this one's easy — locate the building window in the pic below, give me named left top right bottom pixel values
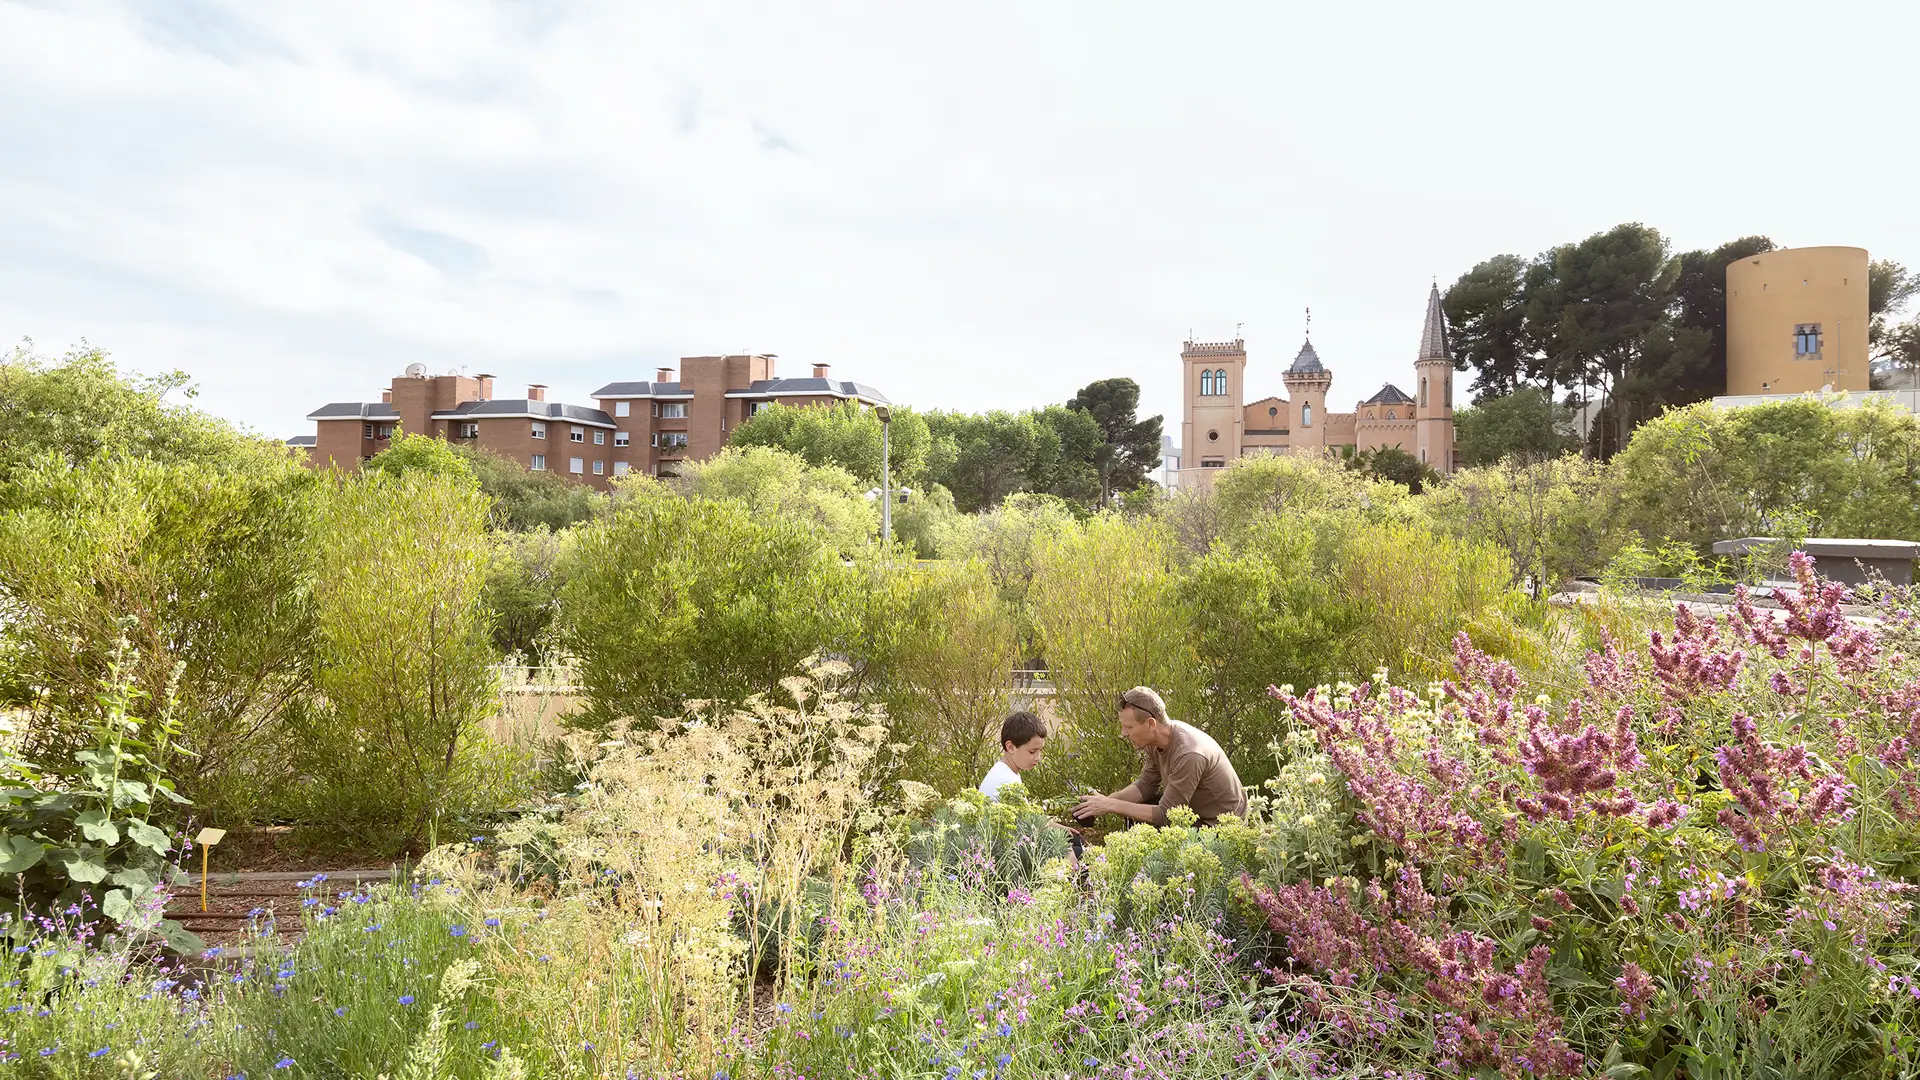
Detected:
left=1201, top=458, right=1226, bottom=468
left=364, top=423, right=374, bottom=439
left=459, top=422, right=479, bottom=439
left=1386, top=409, right=1396, bottom=420
left=660, top=402, right=687, bottom=419
left=1200, top=370, right=1214, bottom=396
left=1795, top=323, right=1822, bottom=357
left=615, top=401, right=630, bottom=417
left=613, top=461, right=629, bottom=476
left=570, top=426, right=585, bottom=442
left=1302, top=402, right=1313, bottom=428
left=531, top=422, right=546, bottom=440
left=1420, top=377, right=1428, bottom=409
left=593, top=430, right=605, bottom=445
left=661, top=433, right=688, bottom=452
left=569, top=457, right=584, bottom=474
left=377, top=424, right=394, bottom=438
left=615, top=431, right=629, bottom=447
left=650, top=433, right=658, bottom=447
left=652, top=402, right=659, bottom=417
left=592, top=460, right=605, bottom=475
left=530, top=454, right=546, bottom=471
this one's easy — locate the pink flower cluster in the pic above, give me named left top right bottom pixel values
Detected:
left=1714, top=713, right=1852, bottom=851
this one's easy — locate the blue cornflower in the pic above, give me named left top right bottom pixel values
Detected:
left=997, top=1054, right=1012, bottom=1067
left=398, top=994, right=415, bottom=1006
left=484, top=917, right=500, bottom=928
left=776, top=1003, right=792, bottom=1013
left=1084, top=1057, right=1099, bottom=1068
left=449, top=925, right=467, bottom=938
left=276, top=1056, right=296, bottom=1068
left=334, top=1006, right=347, bottom=1017
left=90, top=1048, right=111, bottom=1058
left=39, top=1048, right=55, bottom=1057
left=997, top=1021, right=1013, bottom=1037
left=464, top=1021, right=479, bottom=1031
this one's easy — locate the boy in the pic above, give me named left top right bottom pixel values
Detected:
left=979, top=710, right=1046, bottom=800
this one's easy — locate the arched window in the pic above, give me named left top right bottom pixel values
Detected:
left=1200, top=370, right=1213, bottom=396
left=1212, top=369, right=1227, bottom=395
left=1445, top=377, right=1452, bottom=409
left=1420, top=377, right=1428, bottom=409
left=1302, top=402, right=1313, bottom=428
left=1386, top=409, right=1396, bottom=420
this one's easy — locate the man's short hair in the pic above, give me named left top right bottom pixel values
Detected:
left=1119, top=686, right=1167, bottom=723
left=999, top=710, right=1047, bottom=748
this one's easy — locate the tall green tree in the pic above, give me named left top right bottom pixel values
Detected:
left=728, top=399, right=932, bottom=487
left=1443, top=255, right=1538, bottom=399
left=1065, top=378, right=1164, bottom=503
left=0, top=343, right=261, bottom=487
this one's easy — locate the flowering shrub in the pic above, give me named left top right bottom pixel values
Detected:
left=1250, top=553, right=1920, bottom=1076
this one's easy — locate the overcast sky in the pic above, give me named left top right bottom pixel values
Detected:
left=4, top=0, right=1916, bottom=444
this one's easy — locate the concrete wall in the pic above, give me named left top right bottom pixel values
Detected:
left=1727, top=246, right=1870, bottom=395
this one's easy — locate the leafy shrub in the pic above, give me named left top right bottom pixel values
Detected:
left=0, top=452, right=317, bottom=814
left=900, top=787, right=1071, bottom=895
left=556, top=483, right=855, bottom=729
left=291, top=467, right=513, bottom=850
left=0, top=637, right=198, bottom=951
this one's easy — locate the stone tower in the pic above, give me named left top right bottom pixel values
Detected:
left=1413, top=284, right=1455, bottom=473
left=1282, top=337, right=1332, bottom=457
left=1181, top=338, right=1247, bottom=468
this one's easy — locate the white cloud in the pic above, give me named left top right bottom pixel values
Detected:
left=3, top=0, right=1917, bottom=440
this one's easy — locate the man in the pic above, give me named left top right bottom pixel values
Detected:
left=1073, top=686, right=1247, bottom=827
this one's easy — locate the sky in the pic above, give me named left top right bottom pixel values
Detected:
left=4, top=0, right=1918, bottom=446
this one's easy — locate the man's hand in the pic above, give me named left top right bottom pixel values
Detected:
left=1073, top=793, right=1115, bottom=820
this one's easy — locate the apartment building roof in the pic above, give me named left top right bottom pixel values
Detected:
left=723, top=377, right=889, bottom=404
left=285, top=435, right=317, bottom=448
left=430, top=399, right=617, bottom=428
left=590, top=376, right=888, bottom=405
left=589, top=380, right=693, bottom=399
left=307, top=402, right=403, bottom=421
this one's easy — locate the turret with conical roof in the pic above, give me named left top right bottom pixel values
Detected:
left=1282, top=336, right=1333, bottom=456
left=1414, top=283, right=1455, bottom=473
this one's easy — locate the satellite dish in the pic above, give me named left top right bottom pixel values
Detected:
left=448, top=368, right=460, bottom=376
left=405, top=362, right=428, bottom=378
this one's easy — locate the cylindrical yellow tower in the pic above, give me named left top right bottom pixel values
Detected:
left=1726, top=247, right=1870, bottom=395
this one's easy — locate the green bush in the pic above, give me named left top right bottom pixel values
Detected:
left=556, top=482, right=854, bottom=729
left=0, top=452, right=318, bottom=814
left=293, top=467, right=513, bottom=850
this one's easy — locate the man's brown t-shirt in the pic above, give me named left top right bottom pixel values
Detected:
left=1135, top=719, right=1247, bottom=826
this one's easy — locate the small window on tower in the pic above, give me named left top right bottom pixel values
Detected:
left=1795, top=324, right=1822, bottom=358
left=1200, top=370, right=1213, bottom=396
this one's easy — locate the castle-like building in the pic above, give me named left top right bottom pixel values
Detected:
left=1173, top=285, right=1457, bottom=486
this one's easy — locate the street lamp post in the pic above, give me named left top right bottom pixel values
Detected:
left=875, top=405, right=892, bottom=549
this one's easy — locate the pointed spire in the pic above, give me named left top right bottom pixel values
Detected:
left=1287, top=338, right=1326, bottom=375
left=1419, top=282, right=1449, bottom=361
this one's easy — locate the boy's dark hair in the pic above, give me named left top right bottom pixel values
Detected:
left=999, top=710, right=1047, bottom=750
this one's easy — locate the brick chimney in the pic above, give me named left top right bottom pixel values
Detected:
left=382, top=389, right=393, bottom=403
left=475, top=374, right=495, bottom=401
left=655, top=367, right=675, bottom=384
left=527, top=384, right=547, bottom=402
left=812, top=363, right=831, bottom=379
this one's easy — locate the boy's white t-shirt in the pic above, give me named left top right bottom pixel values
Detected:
left=979, top=761, right=1022, bottom=800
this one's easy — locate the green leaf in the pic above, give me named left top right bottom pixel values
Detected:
left=111, top=865, right=156, bottom=891
left=0, top=835, right=46, bottom=873
left=75, top=809, right=121, bottom=845
left=126, top=820, right=172, bottom=855
left=158, top=918, right=206, bottom=956
left=54, top=849, right=110, bottom=883
left=102, top=887, right=135, bottom=924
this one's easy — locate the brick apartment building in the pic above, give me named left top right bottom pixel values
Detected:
left=297, top=355, right=888, bottom=490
